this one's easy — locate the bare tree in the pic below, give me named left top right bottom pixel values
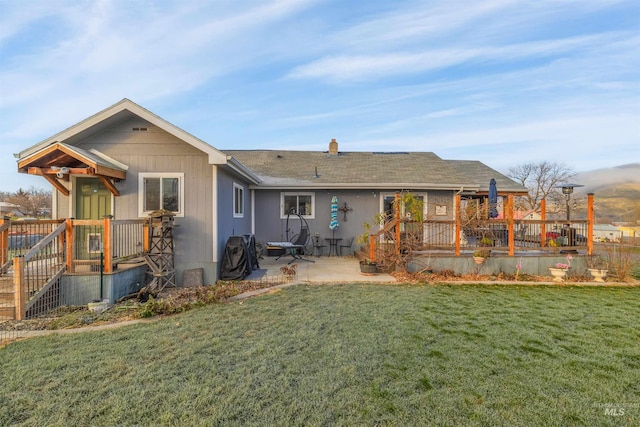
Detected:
left=508, top=161, right=575, bottom=212
left=5, top=187, right=52, bottom=217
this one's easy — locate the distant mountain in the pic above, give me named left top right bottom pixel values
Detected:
left=574, top=163, right=640, bottom=193
left=574, top=164, right=640, bottom=223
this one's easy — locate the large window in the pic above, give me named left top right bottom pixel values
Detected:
left=233, top=183, right=244, bottom=218
left=281, top=192, right=314, bottom=218
left=139, top=173, right=184, bottom=217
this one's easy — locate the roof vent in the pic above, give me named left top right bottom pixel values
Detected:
left=328, top=138, right=339, bottom=156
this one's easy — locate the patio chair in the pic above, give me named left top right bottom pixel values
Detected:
left=339, top=237, right=354, bottom=256
left=267, top=211, right=314, bottom=264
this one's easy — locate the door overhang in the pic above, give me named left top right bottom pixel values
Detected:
left=17, top=142, right=127, bottom=197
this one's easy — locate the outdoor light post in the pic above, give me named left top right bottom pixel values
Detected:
left=557, top=183, right=584, bottom=221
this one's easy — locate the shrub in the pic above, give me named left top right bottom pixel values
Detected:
left=473, top=249, right=491, bottom=258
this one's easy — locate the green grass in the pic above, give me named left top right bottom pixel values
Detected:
left=1, top=284, right=639, bottom=426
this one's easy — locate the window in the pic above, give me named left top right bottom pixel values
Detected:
left=281, top=192, right=315, bottom=218
left=138, top=173, right=184, bottom=217
left=233, top=183, right=244, bottom=218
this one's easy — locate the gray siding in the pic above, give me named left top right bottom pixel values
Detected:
left=72, top=117, right=216, bottom=284
left=253, top=189, right=454, bottom=252
left=216, top=169, right=254, bottom=264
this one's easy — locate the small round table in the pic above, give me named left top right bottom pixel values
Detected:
left=324, top=237, right=342, bottom=256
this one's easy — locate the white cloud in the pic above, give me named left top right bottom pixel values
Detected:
left=0, top=0, right=637, bottom=192
left=286, top=32, right=629, bottom=83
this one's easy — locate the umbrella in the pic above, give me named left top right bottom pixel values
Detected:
left=330, top=195, right=339, bottom=236
left=488, top=178, right=499, bottom=219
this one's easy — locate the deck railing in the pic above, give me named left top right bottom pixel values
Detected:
left=368, top=193, right=595, bottom=263
left=14, top=222, right=67, bottom=320
left=0, top=217, right=146, bottom=319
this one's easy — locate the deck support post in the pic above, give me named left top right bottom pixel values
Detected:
left=65, top=219, right=74, bottom=273
left=395, top=193, right=401, bottom=260
left=507, top=194, right=515, bottom=256
left=540, top=199, right=546, bottom=248
left=13, top=256, right=26, bottom=320
left=103, top=217, right=113, bottom=273
left=0, top=217, right=8, bottom=267
left=587, top=193, right=594, bottom=255
left=369, top=235, right=376, bottom=263
left=455, top=194, right=461, bottom=256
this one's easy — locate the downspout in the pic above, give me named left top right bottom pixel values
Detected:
left=251, top=189, right=256, bottom=235
left=211, top=165, right=218, bottom=263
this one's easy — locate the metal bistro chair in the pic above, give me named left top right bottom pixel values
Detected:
left=339, top=237, right=354, bottom=256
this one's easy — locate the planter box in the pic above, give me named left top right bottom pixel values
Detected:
left=359, top=262, right=377, bottom=274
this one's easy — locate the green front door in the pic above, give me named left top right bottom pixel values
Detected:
left=76, top=178, right=111, bottom=220
left=75, top=178, right=111, bottom=265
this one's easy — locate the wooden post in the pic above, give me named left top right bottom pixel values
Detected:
left=14, top=256, right=26, bottom=320
left=103, top=216, right=112, bottom=273
left=395, top=193, right=401, bottom=259
left=540, top=199, right=546, bottom=248
left=369, top=235, right=376, bottom=263
left=143, top=220, right=150, bottom=253
left=507, top=194, right=515, bottom=256
left=65, top=219, right=74, bottom=273
left=587, top=193, right=594, bottom=255
left=0, top=217, right=7, bottom=267
left=455, top=194, right=461, bottom=256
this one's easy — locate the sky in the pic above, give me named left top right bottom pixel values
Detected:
left=1, top=0, right=639, bottom=193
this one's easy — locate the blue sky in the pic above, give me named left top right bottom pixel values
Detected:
left=1, top=0, right=638, bottom=192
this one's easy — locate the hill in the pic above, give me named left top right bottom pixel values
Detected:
left=574, top=164, right=640, bottom=223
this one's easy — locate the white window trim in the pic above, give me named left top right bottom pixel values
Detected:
left=138, top=172, right=185, bottom=217
left=233, top=182, right=244, bottom=218
left=280, top=192, right=315, bottom=219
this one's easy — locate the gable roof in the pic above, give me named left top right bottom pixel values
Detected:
left=16, top=99, right=227, bottom=164
left=16, top=142, right=127, bottom=196
left=16, top=98, right=260, bottom=185
left=18, top=142, right=127, bottom=176
left=224, top=149, right=513, bottom=192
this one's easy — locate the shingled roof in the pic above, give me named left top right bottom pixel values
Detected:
left=447, top=160, right=529, bottom=195
left=224, top=148, right=526, bottom=194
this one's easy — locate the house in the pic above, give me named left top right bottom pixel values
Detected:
left=15, top=99, right=260, bottom=286
left=15, top=99, right=528, bottom=285
left=592, top=224, right=623, bottom=242
left=0, top=202, right=20, bottom=217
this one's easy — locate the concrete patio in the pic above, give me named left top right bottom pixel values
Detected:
left=248, top=254, right=396, bottom=284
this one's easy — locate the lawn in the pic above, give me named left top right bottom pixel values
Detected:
left=1, top=284, right=638, bottom=426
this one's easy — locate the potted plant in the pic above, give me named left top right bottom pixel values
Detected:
left=359, top=258, right=378, bottom=275
left=479, top=237, right=494, bottom=247
left=586, top=254, right=608, bottom=282
left=549, top=255, right=572, bottom=282
left=473, top=249, right=490, bottom=264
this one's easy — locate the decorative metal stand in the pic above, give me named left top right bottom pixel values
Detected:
left=144, top=211, right=176, bottom=291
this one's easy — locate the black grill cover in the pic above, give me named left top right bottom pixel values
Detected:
left=220, top=236, right=251, bottom=280
left=243, top=234, right=260, bottom=270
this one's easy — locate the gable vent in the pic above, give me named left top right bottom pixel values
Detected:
left=132, top=127, right=148, bottom=131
